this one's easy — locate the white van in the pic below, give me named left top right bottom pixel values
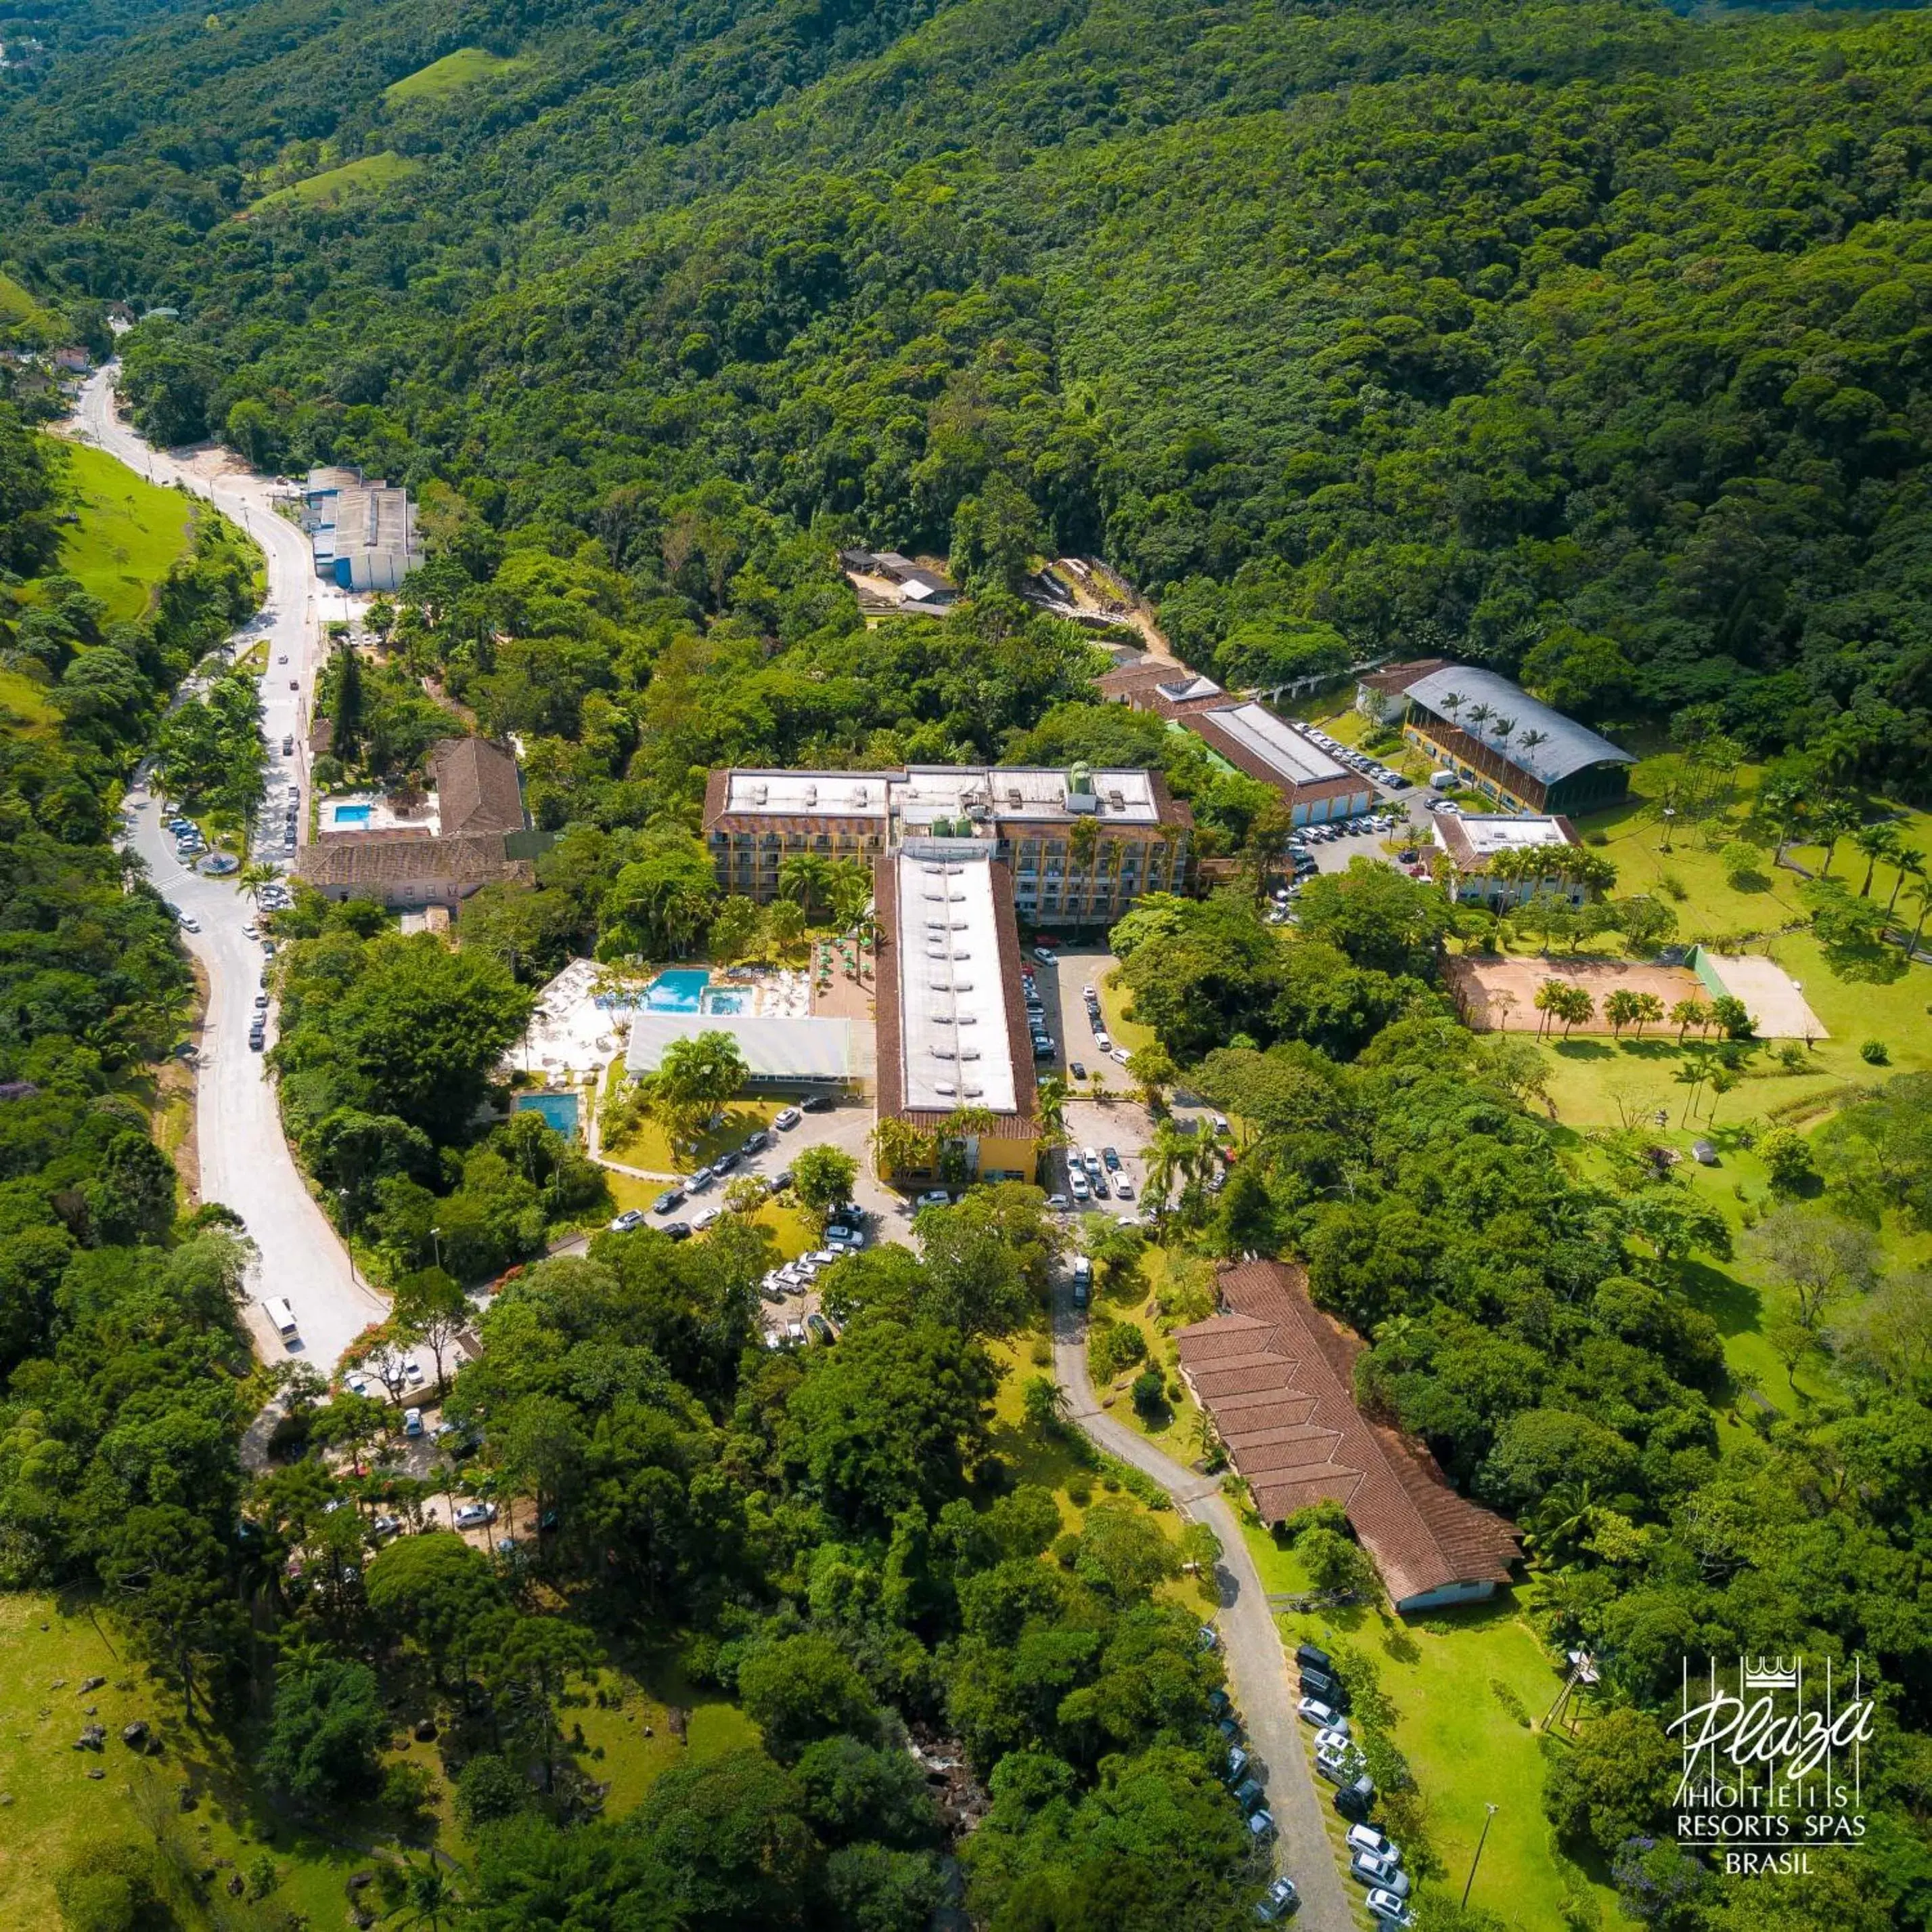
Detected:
left=1071, top=1255, right=1092, bottom=1307
left=262, top=1297, right=298, bottom=1343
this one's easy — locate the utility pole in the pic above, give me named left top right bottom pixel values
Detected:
left=1462, top=1803, right=1499, bottom=1908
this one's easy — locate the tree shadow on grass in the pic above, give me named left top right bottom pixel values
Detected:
left=1552, top=1039, right=1614, bottom=1060
left=1678, top=1258, right=1764, bottom=1340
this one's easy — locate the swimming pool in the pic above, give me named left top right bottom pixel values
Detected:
left=514, top=1091, right=581, bottom=1138
left=643, top=968, right=711, bottom=1012
left=702, top=988, right=749, bottom=1014
left=332, top=804, right=372, bottom=826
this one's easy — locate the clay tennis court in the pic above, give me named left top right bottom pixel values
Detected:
left=1446, top=956, right=1705, bottom=1034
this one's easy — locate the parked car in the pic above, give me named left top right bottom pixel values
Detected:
left=372, top=1513, right=403, bottom=1537
left=1352, top=1854, right=1408, bottom=1897
left=741, top=1129, right=769, bottom=1154
left=453, top=1502, right=497, bottom=1529
left=1110, top=1046, right=1130, bottom=1064
left=1069, top=1170, right=1091, bottom=1202
left=652, top=1188, right=686, bottom=1215
left=660, top=1221, right=692, bottom=1241
left=801, top=1093, right=833, bottom=1111
left=786, top=1320, right=806, bottom=1345
left=1045, top=1192, right=1070, bottom=1211
left=1113, top=1176, right=1134, bottom=1198
left=608, top=1209, right=645, bottom=1233
left=1069, top=1061, right=1087, bottom=1081
left=1198, top=1624, right=1219, bottom=1651
left=1232, top=1778, right=1267, bottom=1816
left=1347, top=1826, right=1399, bottom=1864
left=1300, top=1667, right=1341, bottom=1701
left=403, top=1407, right=424, bottom=1436
left=1245, top=1811, right=1275, bottom=1845
left=916, top=1189, right=951, bottom=1207
left=1253, top=1876, right=1299, bottom=1923
left=773, top=1106, right=802, bottom=1130
left=687, top=1167, right=715, bottom=1192
left=1298, top=1697, right=1339, bottom=1728
left=1207, top=1689, right=1232, bottom=1720
left=1088, top=1170, right=1110, bottom=1200
left=1102, top=1146, right=1121, bottom=1170
left=1093, top=1029, right=1113, bottom=1052
left=1295, top=1642, right=1332, bottom=1673
left=767, top=1171, right=793, bottom=1194
left=826, top=1228, right=865, bottom=1251
left=1217, top=1715, right=1241, bottom=1745
left=691, top=1206, right=721, bottom=1232
left=1333, top=1774, right=1376, bottom=1821
left=806, top=1312, right=834, bottom=1345
left=1221, top=1744, right=1250, bottom=1786
left=1033, top=945, right=1056, bottom=964
left=1312, top=1725, right=1352, bottom=1755
left=1364, top=1888, right=1412, bottom=1927
left=711, top=1149, right=740, bottom=1174
left=282, top=735, right=294, bottom=755
left=1315, top=1744, right=1362, bottom=1784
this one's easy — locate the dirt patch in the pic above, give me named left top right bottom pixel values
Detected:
left=1446, top=953, right=1704, bottom=1034
left=153, top=954, right=208, bottom=1205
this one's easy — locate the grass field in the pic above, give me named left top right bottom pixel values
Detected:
left=1276, top=1590, right=1616, bottom=1929
left=0, top=269, right=60, bottom=344
left=247, top=152, right=419, bottom=214
left=42, top=440, right=194, bottom=623
left=0, top=665, right=58, bottom=736
left=0, top=1587, right=766, bottom=1928
left=385, top=47, right=523, bottom=102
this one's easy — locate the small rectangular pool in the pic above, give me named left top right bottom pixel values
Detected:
left=644, top=968, right=711, bottom=1012
left=514, top=1091, right=580, bottom=1138
left=332, top=804, right=372, bottom=826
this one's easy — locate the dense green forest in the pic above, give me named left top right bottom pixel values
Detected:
left=0, top=0, right=1927, bottom=781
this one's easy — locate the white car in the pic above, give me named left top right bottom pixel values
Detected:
left=786, top=1320, right=807, bottom=1344
left=1347, top=1826, right=1399, bottom=1864
left=1298, top=1697, right=1340, bottom=1728
left=690, top=1205, right=721, bottom=1232
left=773, top=1106, right=802, bottom=1130
left=403, top=1408, right=423, bottom=1436
left=453, top=1502, right=497, bottom=1529
left=826, top=1228, right=865, bottom=1251
left=916, top=1190, right=951, bottom=1208
left=1110, top=1046, right=1130, bottom=1064
left=1313, top=1724, right=1353, bottom=1754
left=807, top=1249, right=843, bottom=1267
left=1364, top=1889, right=1412, bottom=1927
left=1033, top=946, right=1056, bottom=965
left=1081, top=1147, right=1101, bottom=1173
left=1093, top=1029, right=1113, bottom=1051
left=1069, top=1170, right=1091, bottom=1201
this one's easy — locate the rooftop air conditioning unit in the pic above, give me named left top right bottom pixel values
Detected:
left=935, top=1081, right=957, bottom=1098
left=751, top=783, right=769, bottom=805
left=803, top=785, right=817, bottom=807
left=964, top=1083, right=985, bottom=1098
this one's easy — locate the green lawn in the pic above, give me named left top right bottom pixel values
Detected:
left=0, top=1589, right=764, bottom=1927
left=384, top=47, right=523, bottom=102
left=0, top=666, right=58, bottom=736
left=43, top=439, right=194, bottom=623
left=605, top=1096, right=792, bottom=1175
left=0, top=269, right=60, bottom=344
left=247, top=152, right=420, bottom=213
left=1276, top=1592, right=1616, bottom=1929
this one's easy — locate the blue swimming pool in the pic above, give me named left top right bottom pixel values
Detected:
left=332, top=804, right=372, bottom=826
left=514, top=1091, right=581, bottom=1138
left=701, top=988, right=749, bottom=1015
left=644, top=968, right=711, bottom=1012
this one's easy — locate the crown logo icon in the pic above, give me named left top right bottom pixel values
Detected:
left=1743, top=1656, right=1800, bottom=1691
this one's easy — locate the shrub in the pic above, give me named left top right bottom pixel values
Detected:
left=1758, top=1125, right=1816, bottom=1193
left=455, top=1753, right=532, bottom=1830
left=1860, top=1039, right=1890, bottom=1066
left=54, top=1843, right=164, bottom=1932
left=1657, top=870, right=1687, bottom=901
left=1130, top=1366, right=1167, bottom=1415
left=311, top=753, right=344, bottom=788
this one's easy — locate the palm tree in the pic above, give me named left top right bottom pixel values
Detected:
left=1489, top=713, right=1516, bottom=754
left=869, top=1115, right=934, bottom=1182
left=1902, top=877, right=1932, bottom=960
left=1516, top=727, right=1550, bottom=769
left=778, top=849, right=833, bottom=918
left=1815, top=800, right=1859, bottom=878
left=1885, top=845, right=1925, bottom=919
left=1464, top=701, right=1493, bottom=744
left=1067, top=816, right=1101, bottom=924
left=238, top=859, right=279, bottom=911
left=1852, top=822, right=1900, bottom=898
left=826, top=858, right=872, bottom=935
left=1141, top=1119, right=1197, bottom=1225
left=1523, top=1481, right=1602, bottom=1565
left=1439, top=690, right=1466, bottom=734
left=1669, top=996, right=1712, bottom=1043
left=1036, top=1075, right=1070, bottom=1148
left=392, top=1860, right=465, bottom=1932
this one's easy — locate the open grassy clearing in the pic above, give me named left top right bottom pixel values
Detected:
left=42, top=439, right=194, bottom=623
left=384, top=47, right=523, bottom=103
left=0, top=268, right=60, bottom=342
left=0, top=665, right=58, bottom=736
left=604, top=1094, right=792, bottom=1175
left=246, top=152, right=419, bottom=214
left=0, top=1588, right=766, bottom=1929
left=1276, top=1590, right=1616, bottom=1929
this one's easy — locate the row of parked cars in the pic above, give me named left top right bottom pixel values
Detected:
left=1293, top=1642, right=1414, bottom=1925
left=1295, top=722, right=1411, bottom=792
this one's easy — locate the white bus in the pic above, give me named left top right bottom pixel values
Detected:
left=261, top=1297, right=298, bottom=1343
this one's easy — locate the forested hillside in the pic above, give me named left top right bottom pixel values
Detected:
left=0, top=0, right=1929, bottom=784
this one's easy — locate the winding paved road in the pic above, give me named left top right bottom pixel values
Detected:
left=66, top=366, right=386, bottom=1370
left=1052, top=1278, right=1355, bottom=1931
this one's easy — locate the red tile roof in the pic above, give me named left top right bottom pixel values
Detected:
left=431, top=737, right=525, bottom=838
left=1175, top=1262, right=1519, bottom=1609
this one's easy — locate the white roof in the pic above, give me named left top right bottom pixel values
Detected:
left=722, top=771, right=889, bottom=818
left=901, top=765, right=1161, bottom=826
left=1201, top=702, right=1348, bottom=784
left=893, top=849, right=1016, bottom=1114
left=1158, top=674, right=1223, bottom=703
left=624, top=1013, right=855, bottom=1081
left=1445, top=815, right=1573, bottom=855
